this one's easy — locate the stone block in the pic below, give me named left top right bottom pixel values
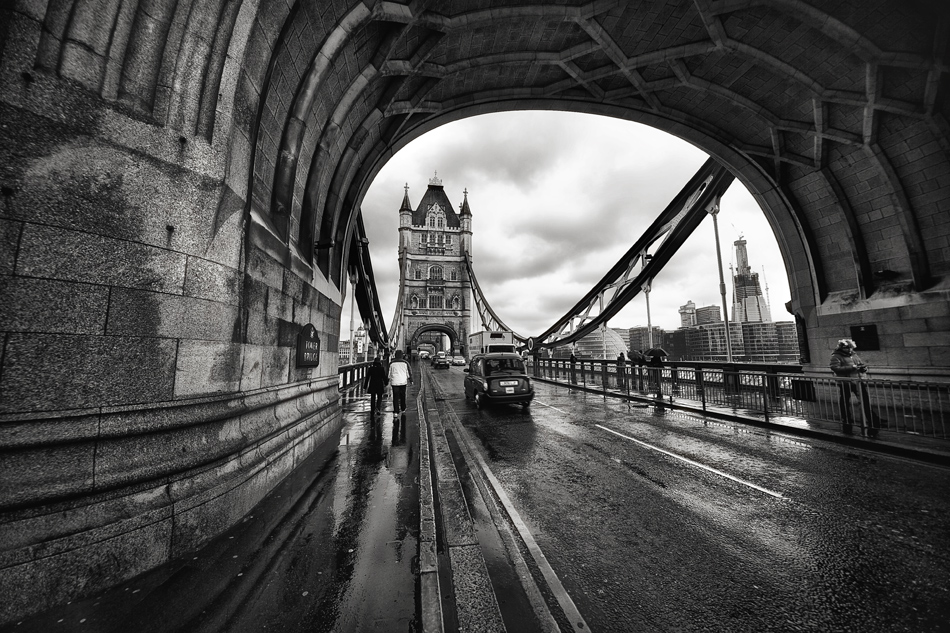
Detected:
left=174, top=340, right=243, bottom=397
left=94, top=416, right=244, bottom=490
left=0, top=484, right=171, bottom=559
left=0, top=334, right=177, bottom=413
left=240, top=344, right=265, bottom=391
left=0, top=516, right=172, bottom=624
left=0, top=277, right=108, bottom=334
left=0, top=441, right=95, bottom=507
left=17, top=224, right=187, bottom=294
left=239, top=405, right=279, bottom=444
left=0, top=219, right=21, bottom=275
left=0, top=409, right=100, bottom=448
left=261, top=347, right=291, bottom=387
left=183, top=256, right=242, bottom=306
left=98, top=395, right=238, bottom=437
left=904, top=331, right=950, bottom=347
left=107, top=287, right=239, bottom=341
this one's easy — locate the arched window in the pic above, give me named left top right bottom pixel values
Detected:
left=428, top=216, right=436, bottom=227
left=450, top=269, right=458, bottom=281
left=429, top=294, right=443, bottom=309
left=415, top=268, right=422, bottom=280
left=452, top=294, right=460, bottom=309
left=410, top=295, right=419, bottom=309
left=437, top=217, right=444, bottom=228
left=429, top=266, right=443, bottom=280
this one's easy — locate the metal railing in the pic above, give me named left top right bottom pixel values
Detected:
left=339, top=361, right=374, bottom=391
left=535, top=358, right=950, bottom=440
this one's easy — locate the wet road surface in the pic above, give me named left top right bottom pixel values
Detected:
left=428, top=366, right=950, bottom=632
left=3, top=390, right=419, bottom=633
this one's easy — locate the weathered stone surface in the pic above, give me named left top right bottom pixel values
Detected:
left=1, top=334, right=177, bottom=413
left=16, top=223, right=187, bottom=294
left=0, top=441, right=95, bottom=507
left=0, top=409, right=100, bottom=448
left=174, top=340, right=244, bottom=397
left=0, top=516, right=172, bottom=624
left=106, top=287, right=239, bottom=341
left=0, top=277, right=108, bottom=334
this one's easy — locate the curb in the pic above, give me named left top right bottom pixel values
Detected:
left=417, top=388, right=444, bottom=633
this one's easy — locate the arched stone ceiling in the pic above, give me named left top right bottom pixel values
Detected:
left=25, top=0, right=949, bottom=315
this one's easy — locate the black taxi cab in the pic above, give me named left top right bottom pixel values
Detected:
left=463, top=352, right=533, bottom=409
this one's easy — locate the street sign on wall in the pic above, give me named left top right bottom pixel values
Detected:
left=297, top=324, right=321, bottom=367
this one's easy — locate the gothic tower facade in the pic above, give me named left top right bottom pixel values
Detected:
left=397, top=173, right=472, bottom=355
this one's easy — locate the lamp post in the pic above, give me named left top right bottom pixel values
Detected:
left=361, top=319, right=370, bottom=362
left=707, top=200, right=734, bottom=362
left=348, top=268, right=358, bottom=365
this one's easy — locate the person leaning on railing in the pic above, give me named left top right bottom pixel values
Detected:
left=829, top=338, right=878, bottom=437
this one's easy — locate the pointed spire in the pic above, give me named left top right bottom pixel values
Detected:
left=399, top=183, right=412, bottom=212
left=460, top=187, right=472, bottom=216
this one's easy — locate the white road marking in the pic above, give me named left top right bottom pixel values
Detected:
left=596, top=424, right=786, bottom=499
left=534, top=400, right=569, bottom=415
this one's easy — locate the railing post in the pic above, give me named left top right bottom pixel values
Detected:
left=762, top=374, right=769, bottom=422
left=697, top=368, right=706, bottom=411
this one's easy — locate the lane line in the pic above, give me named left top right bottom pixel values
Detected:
left=596, top=424, right=786, bottom=499
left=534, top=400, right=569, bottom=415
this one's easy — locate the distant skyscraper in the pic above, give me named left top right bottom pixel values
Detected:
left=732, top=237, right=771, bottom=323
left=679, top=300, right=697, bottom=327
left=695, top=305, right=721, bottom=325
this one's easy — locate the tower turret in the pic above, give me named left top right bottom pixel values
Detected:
left=398, top=183, right=412, bottom=251
left=460, top=188, right=472, bottom=256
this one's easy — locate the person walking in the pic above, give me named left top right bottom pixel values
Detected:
left=646, top=350, right=665, bottom=399
left=569, top=352, right=578, bottom=384
left=616, top=352, right=627, bottom=391
left=388, top=349, right=413, bottom=419
left=830, top=338, right=877, bottom=437
left=362, top=357, right=388, bottom=416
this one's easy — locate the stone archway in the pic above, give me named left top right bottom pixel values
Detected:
left=409, top=323, right=461, bottom=357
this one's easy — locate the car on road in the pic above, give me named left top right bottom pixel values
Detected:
left=433, top=352, right=451, bottom=369
left=463, top=353, right=533, bottom=409
left=452, top=356, right=466, bottom=366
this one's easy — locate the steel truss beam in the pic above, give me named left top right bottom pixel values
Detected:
left=530, top=157, right=734, bottom=350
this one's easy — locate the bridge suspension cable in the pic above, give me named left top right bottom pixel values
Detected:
left=463, top=253, right=528, bottom=343
left=349, top=214, right=390, bottom=352
left=466, top=157, right=735, bottom=352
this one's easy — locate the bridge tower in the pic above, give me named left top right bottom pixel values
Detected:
left=397, top=173, right=472, bottom=356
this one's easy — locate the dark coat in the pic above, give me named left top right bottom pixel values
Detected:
left=363, top=361, right=389, bottom=393
left=830, top=349, right=866, bottom=378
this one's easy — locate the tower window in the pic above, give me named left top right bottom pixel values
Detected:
left=429, top=266, right=443, bottom=280
left=429, top=295, right=443, bottom=309
left=415, top=269, right=421, bottom=280
left=450, top=269, right=457, bottom=281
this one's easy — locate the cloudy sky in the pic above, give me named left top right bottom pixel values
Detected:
left=346, top=111, right=791, bottom=341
